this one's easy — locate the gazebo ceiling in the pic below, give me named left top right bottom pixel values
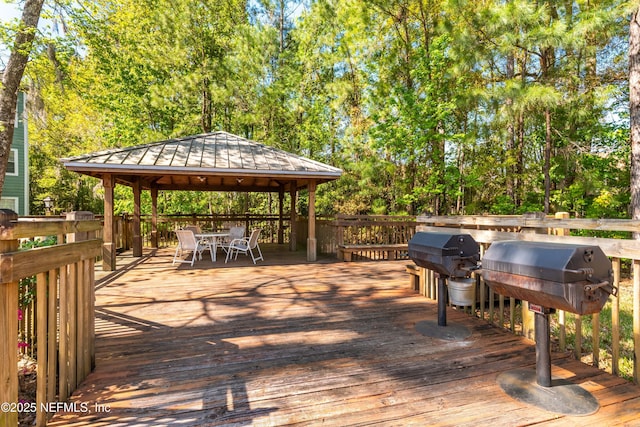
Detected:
left=61, top=131, right=342, bottom=192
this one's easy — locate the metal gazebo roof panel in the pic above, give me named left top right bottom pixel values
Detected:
left=61, top=131, right=342, bottom=191
left=185, top=137, right=203, bottom=167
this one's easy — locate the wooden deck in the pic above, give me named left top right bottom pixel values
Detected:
left=49, top=245, right=640, bottom=426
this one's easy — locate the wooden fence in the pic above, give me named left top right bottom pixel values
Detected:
left=114, top=213, right=289, bottom=251
left=113, top=213, right=416, bottom=257
left=414, top=213, right=640, bottom=385
left=316, top=214, right=417, bottom=258
left=0, top=211, right=102, bottom=427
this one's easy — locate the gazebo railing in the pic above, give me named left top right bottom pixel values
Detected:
left=114, top=213, right=290, bottom=250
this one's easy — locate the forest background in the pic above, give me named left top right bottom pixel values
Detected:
left=0, top=0, right=636, bottom=219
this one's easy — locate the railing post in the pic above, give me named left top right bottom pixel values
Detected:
left=151, top=187, right=158, bottom=248
left=65, top=211, right=95, bottom=383
left=521, top=211, right=546, bottom=340
left=634, top=259, right=640, bottom=384
left=289, top=187, right=297, bottom=251
left=66, top=211, right=95, bottom=242
left=307, top=181, right=317, bottom=262
left=554, top=212, right=570, bottom=351
left=278, top=187, right=285, bottom=244
left=132, top=178, right=142, bottom=257
left=103, top=174, right=116, bottom=271
left=612, top=257, right=621, bottom=376
left=0, top=210, right=19, bottom=427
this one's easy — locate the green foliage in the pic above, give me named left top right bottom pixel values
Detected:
left=490, top=195, right=517, bottom=215
left=14, top=0, right=632, bottom=219
left=18, top=236, right=57, bottom=307
left=551, top=284, right=636, bottom=381
left=550, top=141, right=629, bottom=219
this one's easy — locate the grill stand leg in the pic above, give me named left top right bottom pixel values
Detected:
left=497, top=307, right=599, bottom=415
left=535, top=311, right=552, bottom=387
left=438, top=276, right=447, bottom=327
left=415, top=275, right=471, bottom=341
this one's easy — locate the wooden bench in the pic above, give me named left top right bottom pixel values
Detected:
left=406, top=263, right=422, bottom=292
left=337, top=243, right=408, bottom=262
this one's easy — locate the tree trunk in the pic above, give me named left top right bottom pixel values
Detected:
left=540, top=45, right=554, bottom=215
left=630, top=8, right=640, bottom=234
left=0, top=0, right=44, bottom=194
left=544, top=108, right=552, bottom=214
left=201, top=76, right=212, bottom=133
left=505, top=51, right=515, bottom=207
left=516, top=112, right=525, bottom=207
left=279, top=0, right=285, bottom=53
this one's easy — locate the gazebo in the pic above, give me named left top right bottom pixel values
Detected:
left=62, top=131, right=342, bottom=270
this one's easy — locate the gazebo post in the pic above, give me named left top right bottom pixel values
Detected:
left=290, top=184, right=297, bottom=252
left=307, top=181, right=317, bottom=262
left=278, top=186, right=284, bottom=245
left=132, top=177, right=142, bottom=257
left=103, top=174, right=116, bottom=271
left=151, top=186, right=158, bottom=248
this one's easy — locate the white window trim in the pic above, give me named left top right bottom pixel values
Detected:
left=6, top=148, right=18, bottom=177
left=0, top=197, right=18, bottom=212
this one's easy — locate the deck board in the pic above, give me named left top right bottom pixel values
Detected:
left=49, top=246, right=640, bottom=426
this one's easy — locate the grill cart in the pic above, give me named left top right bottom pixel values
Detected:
left=482, top=240, right=616, bottom=415
left=408, top=232, right=480, bottom=340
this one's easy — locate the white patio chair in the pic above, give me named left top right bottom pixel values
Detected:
left=225, top=228, right=264, bottom=264
left=220, top=225, right=246, bottom=254
left=182, top=225, right=216, bottom=261
left=183, top=224, right=202, bottom=234
left=173, top=229, right=208, bottom=266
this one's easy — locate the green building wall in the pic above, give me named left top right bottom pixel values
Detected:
left=0, top=91, right=29, bottom=215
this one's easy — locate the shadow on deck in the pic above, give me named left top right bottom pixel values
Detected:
left=49, top=244, right=640, bottom=426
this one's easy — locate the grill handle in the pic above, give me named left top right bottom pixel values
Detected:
left=584, top=281, right=618, bottom=297
left=567, top=268, right=617, bottom=297
left=565, top=267, right=594, bottom=276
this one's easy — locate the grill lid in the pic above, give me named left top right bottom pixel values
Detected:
left=408, top=232, right=480, bottom=277
left=481, top=240, right=615, bottom=314
left=482, top=240, right=611, bottom=283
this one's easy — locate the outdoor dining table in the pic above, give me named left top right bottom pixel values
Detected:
left=196, top=232, right=230, bottom=262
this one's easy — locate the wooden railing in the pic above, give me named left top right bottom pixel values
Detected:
left=0, top=211, right=102, bottom=427
left=111, top=213, right=417, bottom=256
left=113, top=213, right=290, bottom=250
left=415, top=213, right=640, bottom=384
left=316, top=214, right=417, bottom=258
left=111, top=213, right=417, bottom=257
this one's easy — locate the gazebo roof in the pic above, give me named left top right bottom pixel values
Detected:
left=62, top=131, right=342, bottom=192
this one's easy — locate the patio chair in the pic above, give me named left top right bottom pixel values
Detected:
left=183, top=225, right=202, bottom=234
left=219, top=225, right=246, bottom=254
left=225, top=228, right=264, bottom=264
left=182, top=225, right=217, bottom=260
left=173, top=229, right=208, bottom=266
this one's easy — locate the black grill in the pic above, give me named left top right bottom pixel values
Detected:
left=408, top=232, right=480, bottom=330
left=481, top=240, right=615, bottom=391
left=481, top=240, right=615, bottom=315
left=408, top=232, right=480, bottom=278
